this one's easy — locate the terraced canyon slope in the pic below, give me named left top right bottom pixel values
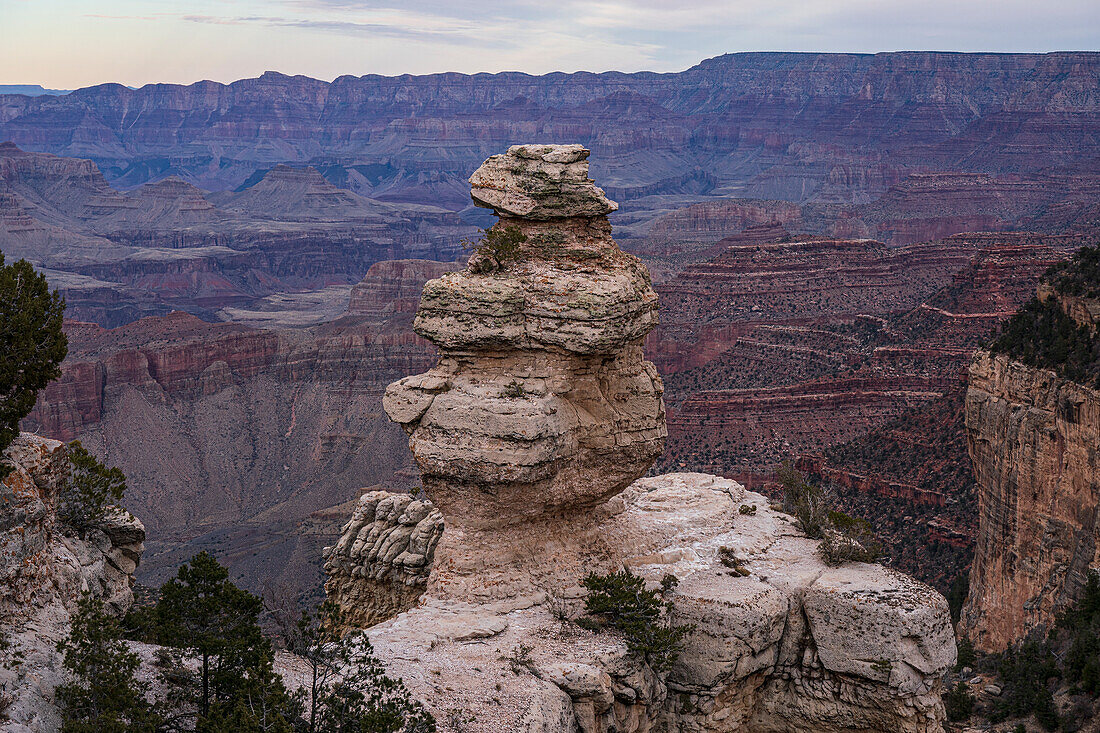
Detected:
left=0, top=143, right=470, bottom=326
left=1, top=52, right=1097, bottom=208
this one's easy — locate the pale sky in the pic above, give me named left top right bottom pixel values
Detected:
left=2, top=0, right=1098, bottom=89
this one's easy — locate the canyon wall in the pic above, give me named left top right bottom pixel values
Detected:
left=2, top=53, right=1097, bottom=208
left=961, top=350, right=1100, bottom=651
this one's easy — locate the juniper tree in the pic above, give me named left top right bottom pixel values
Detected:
left=0, top=254, right=66, bottom=472
left=56, top=594, right=160, bottom=733
left=154, top=551, right=300, bottom=729
left=287, top=600, right=435, bottom=733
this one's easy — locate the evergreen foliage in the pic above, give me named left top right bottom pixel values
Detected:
left=944, top=682, right=974, bottom=722
left=153, top=551, right=301, bottom=730
left=0, top=254, right=66, bottom=472
left=58, top=441, right=127, bottom=532
left=946, top=571, right=969, bottom=627
left=989, top=244, right=1100, bottom=387
left=1058, top=571, right=1100, bottom=695
left=820, top=510, right=882, bottom=565
left=581, top=569, right=693, bottom=672
left=56, top=595, right=161, bottom=733
left=1046, top=245, right=1100, bottom=299
left=464, top=226, right=528, bottom=274
left=287, top=600, right=435, bottom=733
left=988, top=641, right=1060, bottom=730
left=989, top=296, right=1100, bottom=387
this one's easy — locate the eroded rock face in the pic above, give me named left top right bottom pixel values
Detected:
left=335, top=145, right=955, bottom=731
left=362, top=474, right=954, bottom=733
left=323, top=491, right=443, bottom=629
left=1, top=433, right=145, bottom=732
left=383, top=144, right=665, bottom=597
left=960, top=348, right=1100, bottom=651
left=469, top=144, right=618, bottom=220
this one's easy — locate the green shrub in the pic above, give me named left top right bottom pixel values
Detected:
left=465, top=225, right=528, bottom=274
left=778, top=463, right=883, bottom=565
left=58, top=441, right=127, bottom=533
left=947, top=571, right=970, bottom=627
left=581, top=569, right=693, bottom=672
left=955, top=636, right=977, bottom=672
left=990, top=296, right=1100, bottom=387
left=57, top=594, right=160, bottom=733
left=989, top=640, right=1060, bottom=730
left=944, top=681, right=974, bottom=722
left=820, top=510, right=882, bottom=565
left=1046, top=245, right=1100, bottom=299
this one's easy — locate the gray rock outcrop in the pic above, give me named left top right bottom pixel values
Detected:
left=323, top=490, right=443, bottom=629
left=1, top=433, right=145, bottom=732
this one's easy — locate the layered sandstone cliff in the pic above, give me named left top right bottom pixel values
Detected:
left=961, top=312, right=1100, bottom=650
left=328, top=145, right=956, bottom=731
left=0, top=433, right=145, bottom=731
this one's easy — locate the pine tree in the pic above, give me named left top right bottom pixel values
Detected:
left=288, top=600, right=435, bottom=733
left=0, top=254, right=66, bottom=472
left=154, top=551, right=299, bottom=729
left=56, top=594, right=160, bottom=733
left=58, top=440, right=127, bottom=533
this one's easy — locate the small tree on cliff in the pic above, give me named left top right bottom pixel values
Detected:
left=56, top=594, right=161, bottom=733
left=0, top=253, right=67, bottom=472
left=287, top=600, right=435, bottom=733
left=153, top=551, right=300, bottom=730
left=58, top=441, right=128, bottom=534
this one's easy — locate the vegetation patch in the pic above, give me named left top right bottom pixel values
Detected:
left=58, top=441, right=128, bottom=534
left=580, top=569, right=693, bottom=672
left=990, top=244, right=1100, bottom=387
left=778, top=463, right=882, bottom=565
left=464, top=225, right=528, bottom=274
left=0, top=253, right=66, bottom=476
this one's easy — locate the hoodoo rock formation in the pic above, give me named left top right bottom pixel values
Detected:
left=329, top=145, right=957, bottom=731
left=383, top=144, right=666, bottom=598
left=961, top=285, right=1100, bottom=652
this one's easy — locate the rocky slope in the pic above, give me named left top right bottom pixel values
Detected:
left=960, top=280, right=1100, bottom=650
left=0, top=433, right=145, bottom=731
left=326, top=144, right=957, bottom=732
left=653, top=231, right=1085, bottom=484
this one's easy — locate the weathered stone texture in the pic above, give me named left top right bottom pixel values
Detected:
left=323, top=490, right=443, bottom=629
left=961, top=348, right=1100, bottom=651
left=1, top=433, right=146, bottom=732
